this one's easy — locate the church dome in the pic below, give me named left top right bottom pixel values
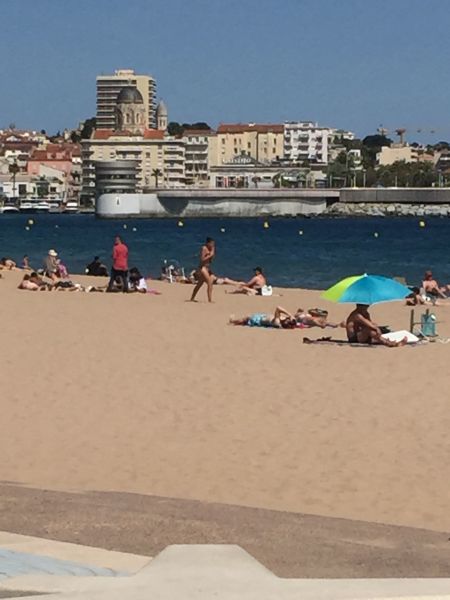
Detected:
left=156, top=100, right=167, bottom=115
left=116, top=86, right=144, bottom=104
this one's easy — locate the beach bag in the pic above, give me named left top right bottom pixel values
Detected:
left=261, top=285, right=273, bottom=296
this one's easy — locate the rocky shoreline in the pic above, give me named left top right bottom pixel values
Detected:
left=324, top=202, right=450, bottom=217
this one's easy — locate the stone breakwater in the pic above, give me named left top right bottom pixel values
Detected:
left=325, top=202, right=450, bottom=217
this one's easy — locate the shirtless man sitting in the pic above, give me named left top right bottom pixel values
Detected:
left=422, top=270, right=450, bottom=300
left=225, top=266, right=267, bottom=295
left=346, top=304, right=406, bottom=347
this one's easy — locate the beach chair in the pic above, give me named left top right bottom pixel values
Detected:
left=162, top=259, right=185, bottom=283
left=409, top=308, right=438, bottom=338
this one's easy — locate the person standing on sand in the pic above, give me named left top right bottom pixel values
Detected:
left=107, top=236, right=129, bottom=293
left=190, top=237, right=215, bottom=302
left=346, top=304, right=406, bottom=347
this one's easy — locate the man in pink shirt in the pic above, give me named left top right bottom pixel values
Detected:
left=107, top=236, right=129, bottom=292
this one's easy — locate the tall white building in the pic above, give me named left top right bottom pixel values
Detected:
left=283, top=122, right=330, bottom=164
left=96, top=69, right=156, bottom=130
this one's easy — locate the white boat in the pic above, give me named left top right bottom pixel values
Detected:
left=35, top=201, right=51, bottom=212
left=19, top=202, right=35, bottom=213
left=63, top=201, right=79, bottom=213
left=0, top=205, right=20, bottom=214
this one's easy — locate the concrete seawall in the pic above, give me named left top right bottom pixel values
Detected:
left=341, top=188, right=450, bottom=204
left=96, top=188, right=450, bottom=218
left=96, top=190, right=339, bottom=218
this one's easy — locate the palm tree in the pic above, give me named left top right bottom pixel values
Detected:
left=8, top=162, right=20, bottom=199
left=152, top=168, right=162, bottom=188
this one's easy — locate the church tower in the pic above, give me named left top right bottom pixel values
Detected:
left=115, top=86, right=146, bottom=134
left=156, top=100, right=168, bottom=132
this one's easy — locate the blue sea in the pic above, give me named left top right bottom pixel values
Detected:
left=0, top=214, right=449, bottom=289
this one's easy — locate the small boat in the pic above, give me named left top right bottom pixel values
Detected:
left=35, top=201, right=51, bottom=212
left=0, top=205, right=20, bottom=214
left=63, top=201, right=79, bottom=213
left=19, top=202, right=35, bottom=213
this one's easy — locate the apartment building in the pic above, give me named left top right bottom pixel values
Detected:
left=81, top=130, right=186, bottom=203
left=283, top=122, right=331, bottom=164
left=215, top=124, right=284, bottom=164
left=182, top=129, right=217, bottom=186
left=96, top=69, right=156, bottom=129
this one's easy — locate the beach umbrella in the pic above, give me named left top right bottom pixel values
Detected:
left=322, top=274, right=411, bottom=305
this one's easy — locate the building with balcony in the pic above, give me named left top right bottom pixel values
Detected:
left=96, top=69, right=156, bottom=130
left=215, top=124, right=284, bottom=165
left=95, top=160, right=139, bottom=195
left=182, top=129, right=217, bottom=187
left=283, top=122, right=331, bottom=165
left=81, top=130, right=186, bottom=204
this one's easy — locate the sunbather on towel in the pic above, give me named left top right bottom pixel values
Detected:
left=346, top=304, right=406, bottom=346
left=229, top=306, right=297, bottom=329
left=296, top=308, right=344, bottom=328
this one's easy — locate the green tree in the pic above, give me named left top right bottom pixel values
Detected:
left=152, top=168, right=162, bottom=188
left=80, top=118, right=96, bottom=139
left=36, top=176, right=49, bottom=198
left=8, top=162, right=20, bottom=198
left=167, top=122, right=184, bottom=137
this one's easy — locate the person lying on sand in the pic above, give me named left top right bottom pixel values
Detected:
left=346, top=304, right=407, bottom=347
left=230, top=306, right=297, bottom=328
left=230, top=306, right=343, bottom=329
left=296, top=308, right=344, bottom=328
left=18, top=272, right=51, bottom=291
left=422, top=270, right=450, bottom=300
left=0, top=257, right=17, bottom=270
left=223, top=267, right=267, bottom=295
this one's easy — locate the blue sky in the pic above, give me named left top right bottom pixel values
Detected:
left=1, top=0, right=449, bottom=142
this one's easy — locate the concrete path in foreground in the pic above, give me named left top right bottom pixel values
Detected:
left=1, top=533, right=450, bottom=599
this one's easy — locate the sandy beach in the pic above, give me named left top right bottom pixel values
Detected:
left=1, top=268, right=449, bottom=536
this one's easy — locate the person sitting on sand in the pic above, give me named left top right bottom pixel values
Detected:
left=129, top=267, right=148, bottom=293
left=422, top=270, right=450, bottom=300
left=406, top=287, right=425, bottom=306
left=22, top=255, right=31, bottom=270
left=346, top=304, right=406, bottom=347
left=44, top=249, right=60, bottom=282
left=56, top=258, right=69, bottom=279
left=0, top=257, right=17, bottom=270
left=86, top=256, right=108, bottom=277
left=224, top=267, right=268, bottom=295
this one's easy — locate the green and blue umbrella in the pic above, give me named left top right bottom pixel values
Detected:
left=322, top=274, right=411, bottom=305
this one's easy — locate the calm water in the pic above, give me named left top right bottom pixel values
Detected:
left=0, top=214, right=449, bottom=289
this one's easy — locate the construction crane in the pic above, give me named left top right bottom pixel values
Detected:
left=395, top=128, right=407, bottom=145
left=377, top=125, right=439, bottom=143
